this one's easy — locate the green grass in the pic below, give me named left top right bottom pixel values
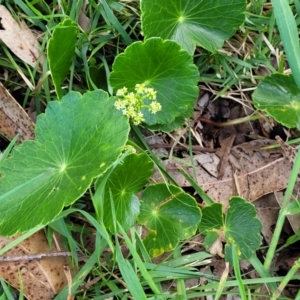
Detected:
left=0, top=0, right=300, bottom=299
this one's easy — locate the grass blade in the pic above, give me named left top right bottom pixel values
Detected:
left=271, top=0, right=300, bottom=88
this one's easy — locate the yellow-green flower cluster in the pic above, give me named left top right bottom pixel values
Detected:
left=114, top=83, right=162, bottom=125
left=122, top=145, right=136, bottom=154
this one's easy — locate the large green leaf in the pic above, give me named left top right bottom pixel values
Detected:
left=103, top=153, right=153, bottom=232
left=141, top=0, right=246, bottom=53
left=0, top=90, right=129, bottom=235
left=110, top=38, right=199, bottom=129
left=252, top=74, right=300, bottom=129
left=48, top=19, right=78, bottom=99
left=138, top=183, right=201, bottom=257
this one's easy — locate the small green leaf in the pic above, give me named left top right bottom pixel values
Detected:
left=199, top=198, right=262, bottom=263
left=141, top=0, right=246, bottom=53
left=0, top=90, right=129, bottom=235
left=110, top=38, right=199, bottom=129
left=199, top=203, right=223, bottom=254
left=103, top=153, right=154, bottom=232
left=48, top=19, right=78, bottom=99
left=252, top=74, right=300, bottom=129
left=287, top=200, right=300, bottom=215
left=138, top=183, right=202, bottom=257
left=224, top=197, right=262, bottom=264
left=199, top=203, right=223, bottom=233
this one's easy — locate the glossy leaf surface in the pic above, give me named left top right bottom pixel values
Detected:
left=141, top=0, right=246, bottom=53
left=0, top=90, right=129, bottom=235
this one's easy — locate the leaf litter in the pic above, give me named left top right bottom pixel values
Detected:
left=149, top=90, right=300, bottom=295
left=152, top=139, right=293, bottom=207
left=0, top=5, right=44, bottom=71
left=0, top=82, right=35, bottom=142
left=0, top=231, right=70, bottom=300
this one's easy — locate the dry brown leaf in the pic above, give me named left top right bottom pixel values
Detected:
left=254, top=193, right=281, bottom=243
left=153, top=139, right=292, bottom=207
left=216, top=134, right=236, bottom=178
left=0, top=81, right=35, bottom=142
left=78, top=0, right=91, bottom=32
left=209, top=236, right=224, bottom=257
left=0, top=5, right=44, bottom=70
left=0, top=230, right=71, bottom=300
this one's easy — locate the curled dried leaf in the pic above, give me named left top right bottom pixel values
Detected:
left=0, top=5, right=44, bottom=71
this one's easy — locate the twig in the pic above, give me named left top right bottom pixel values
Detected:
left=149, top=143, right=216, bottom=153
left=0, top=251, right=72, bottom=262
left=199, top=114, right=263, bottom=127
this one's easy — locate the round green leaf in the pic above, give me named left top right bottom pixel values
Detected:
left=48, top=19, right=78, bottom=99
left=0, top=90, right=129, bottom=235
left=138, top=183, right=201, bottom=257
left=110, top=38, right=199, bottom=127
left=141, top=0, right=246, bottom=53
left=103, top=153, right=153, bottom=232
left=224, top=197, right=262, bottom=264
left=253, top=74, right=300, bottom=129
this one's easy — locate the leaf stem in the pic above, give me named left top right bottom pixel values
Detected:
left=199, top=113, right=264, bottom=127
left=271, top=258, right=300, bottom=299
left=232, top=245, right=247, bottom=299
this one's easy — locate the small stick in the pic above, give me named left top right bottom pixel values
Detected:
left=199, top=114, right=262, bottom=127
left=0, top=251, right=72, bottom=262
left=149, top=143, right=216, bottom=153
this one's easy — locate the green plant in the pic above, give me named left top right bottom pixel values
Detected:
left=4, top=0, right=300, bottom=298
left=0, top=0, right=250, bottom=258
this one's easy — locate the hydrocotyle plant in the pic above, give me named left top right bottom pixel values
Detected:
left=0, top=1, right=265, bottom=261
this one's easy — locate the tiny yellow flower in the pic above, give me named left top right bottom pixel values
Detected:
left=146, top=88, right=157, bottom=100
left=133, top=112, right=144, bottom=125
left=135, top=83, right=146, bottom=94
left=125, top=92, right=136, bottom=103
left=114, top=99, right=125, bottom=110
left=114, top=84, right=160, bottom=124
left=149, top=101, right=162, bottom=113
left=116, top=87, right=128, bottom=97
left=126, top=106, right=136, bottom=118
left=123, top=145, right=137, bottom=154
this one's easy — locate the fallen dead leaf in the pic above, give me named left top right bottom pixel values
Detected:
left=0, top=5, right=44, bottom=70
left=78, top=0, right=91, bottom=32
left=209, top=236, right=224, bottom=257
left=0, top=231, right=71, bottom=300
left=254, top=193, right=281, bottom=244
left=216, top=135, right=236, bottom=178
left=153, top=139, right=292, bottom=208
left=0, top=81, right=35, bottom=142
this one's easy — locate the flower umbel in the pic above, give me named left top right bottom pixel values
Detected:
left=114, top=84, right=162, bottom=125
